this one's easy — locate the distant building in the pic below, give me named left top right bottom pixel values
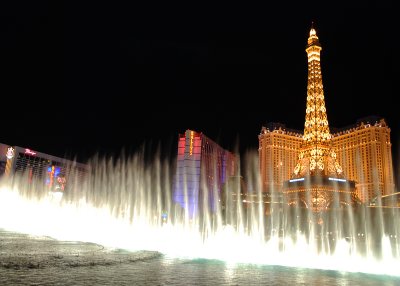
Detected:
left=173, top=130, right=237, bottom=218
left=0, top=143, right=88, bottom=192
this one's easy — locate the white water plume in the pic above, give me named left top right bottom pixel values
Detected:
left=0, top=151, right=399, bottom=277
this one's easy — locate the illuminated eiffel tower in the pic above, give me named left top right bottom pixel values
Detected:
left=283, top=24, right=360, bottom=212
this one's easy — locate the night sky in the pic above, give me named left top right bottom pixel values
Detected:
left=1, top=2, right=397, bottom=183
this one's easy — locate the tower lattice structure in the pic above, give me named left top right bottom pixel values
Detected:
left=283, top=24, right=359, bottom=212
left=292, top=26, right=343, bottom=179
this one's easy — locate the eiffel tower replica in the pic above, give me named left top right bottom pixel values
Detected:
left=283, top=24, right=360, bottom=212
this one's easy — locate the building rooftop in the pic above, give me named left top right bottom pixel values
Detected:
left=330, top=116, right=386, bottom=135
left=261, top=116, right=388, bottom=138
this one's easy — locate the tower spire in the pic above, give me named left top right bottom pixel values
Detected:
left=310, top=21, right=315, bottom=35
left=304, top=23, right=329, bottom=144
left=292, top=24, right=343, bottom=178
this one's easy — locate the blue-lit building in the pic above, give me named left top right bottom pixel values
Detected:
left=173, top=130, right=237, bottom=218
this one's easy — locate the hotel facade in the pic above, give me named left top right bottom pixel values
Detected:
left=173, top=130, right=237, bottom=218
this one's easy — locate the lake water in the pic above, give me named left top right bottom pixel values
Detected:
left=1, top=230, right=399, bottom=286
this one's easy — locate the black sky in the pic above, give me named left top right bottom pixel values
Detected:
left=0, top=1, right=398, bottom=182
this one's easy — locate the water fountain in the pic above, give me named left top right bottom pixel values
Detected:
left=0, top=149, right=398, bottom=277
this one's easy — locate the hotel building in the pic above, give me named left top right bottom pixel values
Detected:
left=259, top=118, right=394, bottom=203
left=173, top=130, right=237, bottom=218
left=0, top=143, right=88, bottom=192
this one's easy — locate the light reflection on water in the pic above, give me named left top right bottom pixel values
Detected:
left=1, top=230, right=399, bottom=286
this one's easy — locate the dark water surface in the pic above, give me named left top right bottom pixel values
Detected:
left=1, top=230, right=399, bottom=286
